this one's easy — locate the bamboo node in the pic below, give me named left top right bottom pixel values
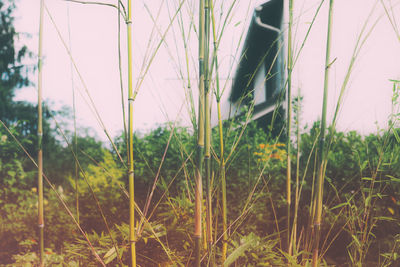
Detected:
left=126, top=19, right=132, bottom=25
left=38, top=224, right=44, bottom=228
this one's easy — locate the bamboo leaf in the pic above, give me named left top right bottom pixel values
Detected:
left=376, top=216, right=396, bottom=221
left=365, top=195, right=372, bottom=207
left=362, top=177, right=373, bottom=181
left=224, top=234, right=258, bottom=266
left=103, top=247, right=117, bottom=264
left=388, top=207, right=395, bottom=215
left=351, top=234, right=361, bottom=248
left=331, top=202, right=349, bottom=210
left=387, top=175, right=400, bottom=183
left=393, top=129, right=400, bottom=143
left=360, top=160, right=368, bottom=171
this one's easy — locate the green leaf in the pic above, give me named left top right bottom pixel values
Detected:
left=365, top=195, right=372, bottom=207
left=224, top=234, right=257, bottom=266
left=351, top=234, right=361, bottom=248
left=103, top=247, right=117, bottom=265
left=376, top=216, right=396, bottom=221
left=387, top=175, right=400, bottom=182
left=393, top=130, right=400, bottom=143
left=331, top=202, right=349, bottom=210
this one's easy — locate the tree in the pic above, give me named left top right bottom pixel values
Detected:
left=0, top=0, right=30, bottom=121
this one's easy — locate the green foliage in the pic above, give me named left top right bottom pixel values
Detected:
left=68, top=150, right=126, bottom=233
left=155, top=195, right=194, bottom=257
left=0, top=184, right=75, bottom=264
left=0, top=0, right=30, bottom=119
left=8, top=249, right=71, bottom=267
left=225, top=233, right=284, bottom=266
left=1, top=117, right=400, bottom=265
left=114, top=125, right=196, bottom=202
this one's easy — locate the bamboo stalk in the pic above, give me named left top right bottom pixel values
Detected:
left=117, top=0, right=129, bottom=162
left=209, top=1, right=228, bottom=263
left=127, top=0, right=136, bottom=266
left=292, top=91, right=301, bottom=257
left=66, top=2, right=79, bottom=225
left=37, top=0, right=45, bottom=266
left=194, top=0, right=205, bottom=265
left=218, top=102, right=228, bottom=264
left=286, top=0, right=294, bottom=256
left=204, top=0, right=214, bottom=265
left=312, top=1, right=334, bottom=266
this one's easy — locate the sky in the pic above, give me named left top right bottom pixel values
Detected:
left=13, top=0, right=400, bottom=142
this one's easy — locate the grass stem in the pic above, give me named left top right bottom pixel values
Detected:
left=37, top=0, right=45, bottom=265
left=312, top=1, right=334, bottom=266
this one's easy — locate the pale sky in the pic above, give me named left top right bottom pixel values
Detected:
left=13, top=0, right=400, bottom=141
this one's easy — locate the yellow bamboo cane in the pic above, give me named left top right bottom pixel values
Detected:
left=127, top=0, right=136, bottom=266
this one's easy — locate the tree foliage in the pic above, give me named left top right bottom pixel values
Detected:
left=0, top=0, right=30, bottom=120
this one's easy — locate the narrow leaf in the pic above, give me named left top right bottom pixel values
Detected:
left=224, top=235, right=257, bottom=266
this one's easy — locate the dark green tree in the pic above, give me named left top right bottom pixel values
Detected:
left=0, top=0, right=30, bottom=120
left=0, top=1, right=71, bottom=185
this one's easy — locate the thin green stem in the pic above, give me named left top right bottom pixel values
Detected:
left=286, top=0, right=294, bottom=257
left=312, top=1, right=334, bottom=266
left=292, top=92, right=301, bottom=257
left=37, top=0, right=45, bottom=265
left=117, top=0, right=129, bottom=161
left=66, top=2, right=79, bottom=225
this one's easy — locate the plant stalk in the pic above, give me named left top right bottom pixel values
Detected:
left=204, top=0, right=214, bottom=265
left=37, top=0, right=45, bottom=266
left=209, top=1, right=228, bottom=262
left=194, top=0, right=205, bottom=265
left=127, top=0, right=136, bottom=266
left=312, top=1, right=334, bottom=266
left=292, top=92, right=301, bottom=257
left=66, top=3, right=79, bottom=225
left=286, top=0, right=294, bottom=256
left=218, top=102, right=228, bottom=264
